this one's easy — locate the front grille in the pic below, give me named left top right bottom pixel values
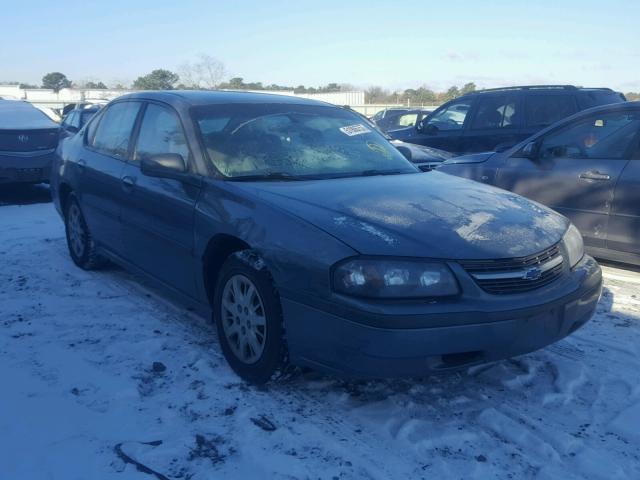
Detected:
left=459, top=244, right=564, bottom=294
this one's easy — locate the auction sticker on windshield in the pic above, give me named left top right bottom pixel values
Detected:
left=339, top=124, right=371, bottom=136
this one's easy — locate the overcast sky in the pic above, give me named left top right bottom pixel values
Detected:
left=2, top=0, right=639, bottom=91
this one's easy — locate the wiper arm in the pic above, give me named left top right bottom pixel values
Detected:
left=358, top=169, right=409, bottom=177
left=227, top=172, right=303, bottom=181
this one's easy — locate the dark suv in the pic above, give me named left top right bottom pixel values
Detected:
left=388, top=85, right=626, bottom=154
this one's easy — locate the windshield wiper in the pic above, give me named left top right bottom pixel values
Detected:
left=227, top=172, right=304, bottom=182
left=358, top=169, right=411, bottom=177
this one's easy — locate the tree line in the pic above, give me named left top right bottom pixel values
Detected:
left=4, top=55, right=640, bottom=105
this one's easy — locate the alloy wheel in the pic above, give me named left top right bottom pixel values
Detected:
left=220, top=274, right=267, bottom=364
left=67, top=203, right=86, bottom=259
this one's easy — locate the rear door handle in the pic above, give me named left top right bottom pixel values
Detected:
left=579, top=170, right=611, bottom=181
left=121, top=175, right=136, bottom=191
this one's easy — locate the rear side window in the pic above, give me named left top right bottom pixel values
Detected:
left=525, top=95, right=576, bottom=127
left=133, top=104, right=190, bottom=163
left=90, top=102, right=142, bottom=158
left=471, top=95, right=519, bottom=129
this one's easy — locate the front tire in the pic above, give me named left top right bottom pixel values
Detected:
left=213, top=252, right=287, bottom=384
left=64, top=194, right=107, bottom=270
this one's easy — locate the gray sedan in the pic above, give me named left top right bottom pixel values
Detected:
left=50, top=91, right=602, bottom=383
left=438, top=102, right=640, bottom=266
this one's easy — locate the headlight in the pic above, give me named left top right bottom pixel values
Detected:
left=563, top=224, right=584, bottom=268
left=333, top=258, right=459, bottom=298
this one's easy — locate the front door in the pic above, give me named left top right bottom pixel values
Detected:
left=413, top=97, right=475, bottom=153
left=608, top=148, right=640, bottom=255
left=495, top=109, right=640, bottom=248
left=119, top=102, right=201, bottom=297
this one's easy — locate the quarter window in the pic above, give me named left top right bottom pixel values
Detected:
left=134, top=104, right=190, bottom=163
left=525, top=95, right=576, bottom=127
left=538, top=111, right=640, bottom=160
left=90, top=102, right=141, bottom=158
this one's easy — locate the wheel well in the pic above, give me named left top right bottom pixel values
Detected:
left=203, top=234, right=251, bottom=305
left=58, top=183, right=73, bottom=214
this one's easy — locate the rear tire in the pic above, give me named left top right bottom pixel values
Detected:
left=213, top=251, right=287, bottom=384
left=64, top=194, right=107, bottom=270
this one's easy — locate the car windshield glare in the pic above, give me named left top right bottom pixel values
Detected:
left=192, top=103, right=417, bottom=179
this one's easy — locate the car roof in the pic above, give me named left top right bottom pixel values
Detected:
left=115, top=90, right=331, bottom=108
left=556, top=100, right=640, bottom=119
left=458, top=85, right=618, bottom=98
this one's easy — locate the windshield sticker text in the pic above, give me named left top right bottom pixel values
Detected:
left=339, top=124, right=371, bottom=136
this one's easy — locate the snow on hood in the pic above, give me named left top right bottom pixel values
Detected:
left=237, top=171, right=569, bottom=259
left=0, top=101, right=60, bottom=130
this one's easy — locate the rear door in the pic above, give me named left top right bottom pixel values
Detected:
left=523, top=91, right=578, bottom=137
left=414, top=97, right=475, bottom=153
left=79, top=101, right=143, bottom=255
left=607, top=141, right=640, bottom=255
left=119, top=102, right=201, bottom=296
left=464, top=93, right=524, bottom=152
left=495, top=109, right=640, bottom=248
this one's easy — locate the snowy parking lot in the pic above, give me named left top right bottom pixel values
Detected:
left=1, top=190, right=639, bottom=480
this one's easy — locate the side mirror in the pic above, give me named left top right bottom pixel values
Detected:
left=395, top=145, right=412, bottom=161
left=521, top=141, right=539, bottom=159
left=141, top=153, right=187, bottom=178
left=418, top=121, right=438, bottom=134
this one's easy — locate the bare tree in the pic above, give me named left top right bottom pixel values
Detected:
left=179, top=55, right=225, bottom=89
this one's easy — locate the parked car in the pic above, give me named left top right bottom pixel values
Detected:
left=60, top=104, right=102, bottom=137
left=438, top=101, right=640, bottom=265
left=374, top=108, right=432, bottom=133
left=0, top=100, right=60, bottom=185
left=345, top=106, right=453, bottom=171
left=51, top=91, right=602, bottom=383
left=369, top=107, right=410, bottom=124
left=389, top=85, right=626, bottom=154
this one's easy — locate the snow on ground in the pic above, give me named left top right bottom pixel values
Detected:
left=1, top=196, right=639, bottom=480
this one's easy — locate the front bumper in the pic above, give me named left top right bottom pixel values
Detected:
left=282, top=255, right=602, bottom=378
left=0, top=150, right=54, bottom=184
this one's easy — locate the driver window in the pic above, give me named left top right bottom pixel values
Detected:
left=134, top=104, right=190, bottom=164
left=538, top=112, right=640, bottom=160
left=426, top=100, right=472, bottom=131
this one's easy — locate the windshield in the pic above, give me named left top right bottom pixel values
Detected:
left=193, top=103, right=417, bottom=179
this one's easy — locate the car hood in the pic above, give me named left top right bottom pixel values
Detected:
left=392, top=140, right=454, bottom=164
left=236, top=172, right=568, bottom=259
left=440, top=151, right=496, bottom=165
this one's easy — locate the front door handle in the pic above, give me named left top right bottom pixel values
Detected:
left=121, top=175, right=136, bottom=191
left=579, top=170, right=611, bottom=181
